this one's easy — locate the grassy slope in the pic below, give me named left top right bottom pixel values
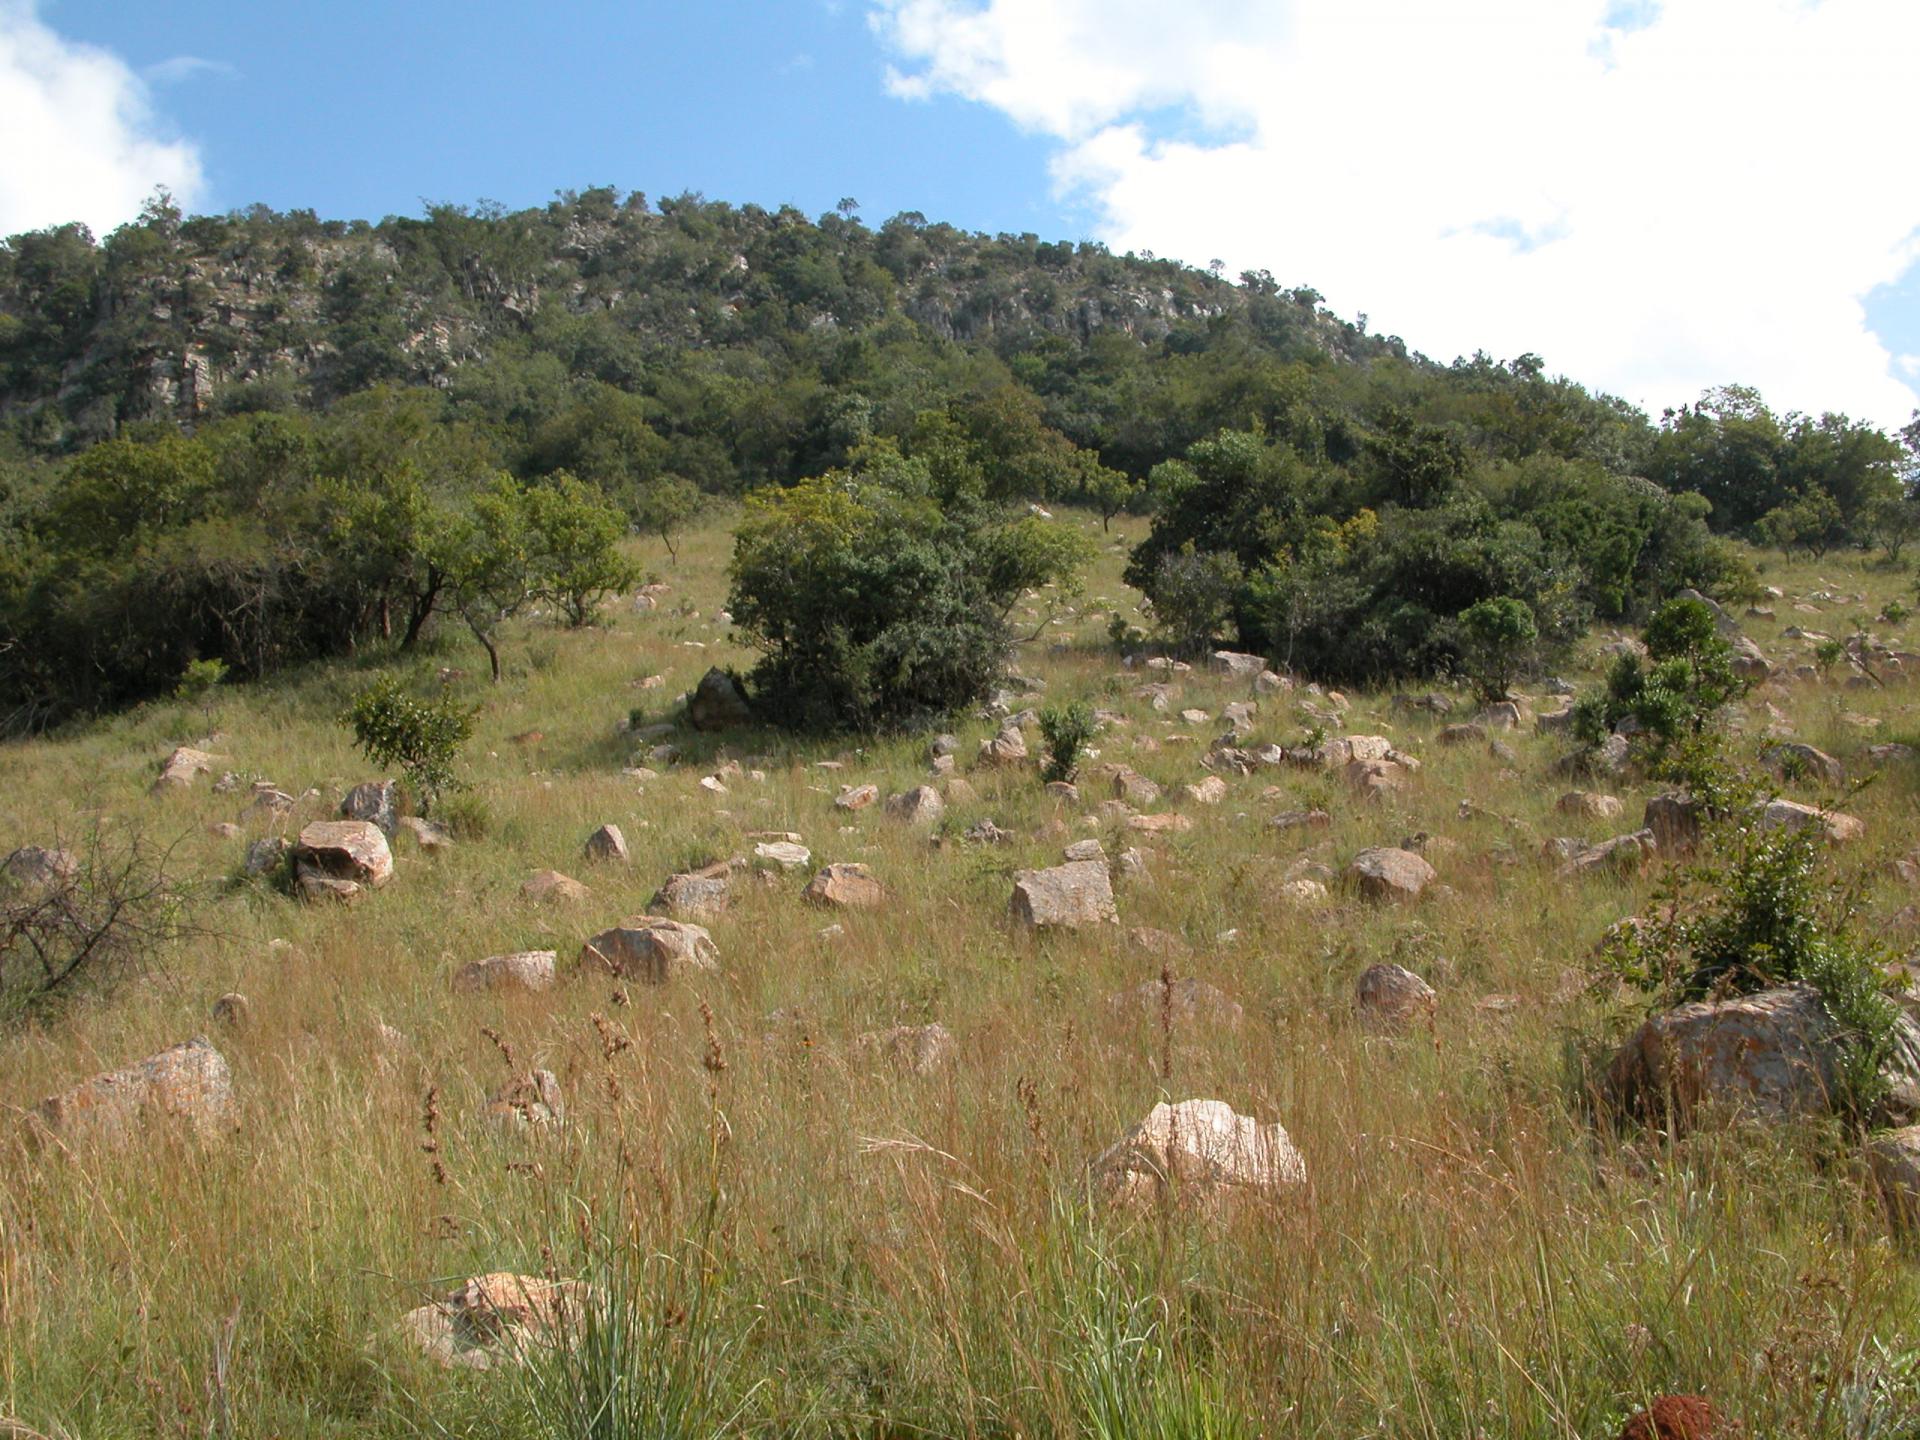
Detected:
left=1, top=512, right=1918, bottom=1438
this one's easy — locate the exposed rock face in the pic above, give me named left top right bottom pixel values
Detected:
left=1106, top=977, right=1245, bottom=1031
left=451, top=951, right=557, bottom=995
left=341, top=780, right=400, bottom=834
left=687, top=668, right=752, bottom=730
left=1355, top=963, right=1437, bottom=1032
left=34, top=1038, right=235, bottom=1140
left=400, top=1273, right=593, bottom=1370
left=153, top=746, right=216, bottom=792
left=522, top=869, right=590, bottom=904
left=803, top=862, right=885, bottom=909
left=1760, top=743, right=1845, bottom=786
left=649, top=871, right=730, bottom=919
left=584, top=824, right=630, bottom=863
left=1010, top=860, right=1118, bottom=929
left=1346, top=847, right=1436, bottom=902
left=884, top=785, right=945, bottom=826
left=1607, top=983, right=1920, bottom=1124
left=856, top=1022, right=956, bottom=1075
left=292, top=820, right=392, bottom=901
left=1757, top=798, right=1863, bottom=844
left=1089, top=1099, right=1306, bottom=1209
left=580, top=916, right=718, bottom=982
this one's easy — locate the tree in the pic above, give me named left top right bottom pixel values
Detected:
left=1863, top=491, right=1920, bottom=562
left=629, top=474, right=703, bottom=562
left=522, top=470, right=636, bottom=625
left=1755, top=487, right=1843, bottom=558
left=1458, top=596, right=1537, bottom=701
left=345, top=675, right=475, bottom=814
left=1079, top=460, right=1143, bottom=531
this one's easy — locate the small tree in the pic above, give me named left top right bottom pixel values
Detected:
left=1038, top=701, right=1098, bottom=784
left=630, top=474, right=703, bottom=564
left=1146, top=546, right=1241, bottom=655
left=1755, top=486, right=1843, bottom=557
left=524, top=470, right=638, bottom=626
left=1457, top=596, right=1537, bottom=702
left=345, top=675, right=476, bottom=814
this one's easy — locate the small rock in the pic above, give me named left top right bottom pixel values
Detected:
left=976, top=726, right=1029, bottom=767
left=1183, top=776, right=1228, bottom=806
left=649, top=871, right=731, bottom=920
left=210, top=992, right=251, bottom=1028
left=1556, top=791, right=1624, bottom=821
left=752, top=840, right=811, bottom=871
left=803, top=862, right=885, bottom=910
left=1346, top=847, right=1436, bottom=902
left=856, top=1023, right=956, bottom=1076
left=522, top=870, right=590, bottom=904
left=152, top=746, right=217, bottom=793
left=584, top=824, right=630, bottom=863
left=884, top=785, right=945, bottom=826
left=451, top=951, right=557, bottom=994
left=1063, top=838, right=1106, bottom=863
left=1010, top=860, right=1118, bottom=929
left=834, top=784, right=879, bottom=812
left=580, top=917, right=718, bottom=982
left=1355, top=963, right=1437, bottom=1032
left=1090, top=1099, right=1305, bottom=1210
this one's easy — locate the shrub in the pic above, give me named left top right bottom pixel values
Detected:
left=1038, top=700, right=1098, bottom=784
left=344, top=675, right=475, bottom=814
left=174, top=656, right=229, bottom=702
left=1457, top=596, right=1537, bottom=701
left=1573, top=598, right=1749, bottom=768
left=1144, top=546, right=1241, bottom=654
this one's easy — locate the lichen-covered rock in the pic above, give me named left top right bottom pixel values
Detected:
left=1090, top=1099, right=1306, bottom=1209
left=580, top=916, right=718, bottom=982
left=1010, top=860, right=1118, bottom=929
left=34, top=1038, right=235, bottom=1140
left=451, top=951, right=557, bottom=995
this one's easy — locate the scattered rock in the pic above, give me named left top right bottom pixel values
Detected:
left=1209, top=650, right=1267, bottom=679
left=649, top=871, right=731, bottom=920
left=1346, top=847, right=1436, bottom=902
left=687, top=668, right=752, bottom=731
left=1106, top=977, right=1244, bottom=1031
left=153, top=746, right=216, bottom=793
left=1760, top=743, right=1845, bottom=786
left=1, top=845, right=76, bottom=891
left=1644, top=792, right=1708, bottom=853
left=1269, top=809, right=1332, bottom=832
left=341, top=780, right=400, bottom=834
left=584, top=824, right=630, bottom=863
left=1438, top=723, right=1488, bottom=746
left=400, top=1273, right=593, bottom=1370
left=580, top=917, right=718, bottom=982
left=522, top=870, right=590, bottom=904
left=1089, top=1099, right=1306, bottom=1209
left=34, top=1038, right=235, bottom=1140
left=752, top=840, right=811, bottom=872
left=962, top=819, right=1014, bottom=845
left=1278, top=878, right=1328, bottom=906
left=244, top=837, right=289, bottom=877
left=1110, top=768, right=1162, bottom=806
left=1757, top=798, right=1863, bottom=844
left=400, top=816, right=453, bottom=851
left=856, top=1022, right=956, bottom=1076
left=803, top=862, right=885, bottom=910
left=976, top=726, right=1029, bottom=767
left=451, top=951, right=557, bottom=995
left=1355, top=963, right=1437, bottom=1032
left=1063, top=838, right=1107, bottom=863
left=1558, top=829, right=1658, bottom=878
left=209, top=992, right=251, bottom=1028
left=834, top=783, right=879, bottom=812
left=487, top=1068, right=564, bottom=1131
left=292, top=820, right=392, bottom=901
left=1557, top=791, right=1624, bottom=821
left=1010, top=860, right=1119, bottom=929
left=884, top=785, right=946, bottom=826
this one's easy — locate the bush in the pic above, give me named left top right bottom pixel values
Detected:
left=344, top=675, right=475, bottom=814
left=1457, top=596, right=1536, bottom=701
left=1038, top=700, right=1098, bottom=784
left=1572, top=598, right=1749, bottom=769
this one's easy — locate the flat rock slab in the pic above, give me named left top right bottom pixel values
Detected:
left=1010, top=860, right=1118, bottom=929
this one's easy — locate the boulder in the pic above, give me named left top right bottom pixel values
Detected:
left=649, top=871, right=730, bottom=920
left=686, top=668, right=752, bottom=731
left=1106, top=977, right=1245, bottom=1031
left=1346, top=847, right=1436, bottom=903
left=34, top=1038, right=234, bottom=1140
left=400, top=1272, right=593, bottom=1370
left=976, top=726, right=1029, bottom=767
left=1558, top=829, right=1657, bottom=878
left=1063, top=838, right=1106, bottom=863
left=451, top=951, right=557, bottom=995
left=341, top=780, right=400, bottom=834
left=1557, top=791, right=1624, bottom=821
left=1010, top=860, right=1119, bottom=929
left=522, top=869, right=590, bottom=904
left=1355, top=963, right=1437, bottom=1032
left=751, top=840, right=811, bottom=872
left=1, top=845, right=76, bottom=891
left=152, top=746, right=216, bottom=792
left=584, top=824, right=630, bottom=863
left=855, top=1022, right=956, bottom=1076
left=400, top=815, right=454, bottom=851
left=1344, top=757, right=1406, bottom=797
left=292, top=820, right=392, bottom=897
left=1644, top=792, right=1708, bottom=853
left=580, top=916, right=718, bottom=982
left=1089, top=1099, right=1306, bottom=1209
left=1209, top=650, right=1268, bottom=679
left=1760, top=743, right=1845, bottom=786
left=1110, top=768, right=1162, bottom=806
left=835, top=784, right=879, bottom=812
left=1868, top=1125, right=1920, bottom=1227
left=803, top=862, right=885, bottom=910
left=884, top=785, right=946, bottom=827
left=1757, top=798, right=1863, bottom=844
left=1607, top=983, right=1920, bottom=1124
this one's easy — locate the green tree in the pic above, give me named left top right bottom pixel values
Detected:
left=1457, top=596, right=1537, bottom=701
left=344, top=675, right=476, bottom=814
left=523, top=470, right=637, bottom=626
left=629, top=474, right=704, bottom=563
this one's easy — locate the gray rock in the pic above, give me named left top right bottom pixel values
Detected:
left=1346, top=847, right=1436, bottom=902
left=584, top=823, right=630, bottom=863
left=341, top=780, right=400, bottom=835
left=1, top=845, right=76, bottom=891
left=1089, top=1098, right=1306, bottom=1210
left=580, top=917, right=718, bottom=982
left=884, top=785, right=946, bottom=827
left=1760, top=743, right=1845, bottom=786
left=1355, top=963, right=1436, bottom=1031
left=1010, top=860, right=1118, bottom=929
left=687, top=667, right=753, bottom=730
left=649, top=871, right=731, bottom=919
left=292, top=820, right=392, bottom=897
left=452, top=951, right=558, bottom=994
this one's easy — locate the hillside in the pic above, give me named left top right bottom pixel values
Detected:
left=2, top=511, right=1919, bottom=1436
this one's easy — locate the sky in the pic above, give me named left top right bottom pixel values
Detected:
left=2, top=0, right=1916, bottom=430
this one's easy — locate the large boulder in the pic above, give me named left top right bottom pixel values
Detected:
left=341, top=780, right=400, bottom=835
left=1010, top=860, right=1119, bottom=929
left=686, top=668, right=752, bottom=731
left=1607, top=983, right=1920, bottom=1124
left=451, top=951, right=557, bottom=995
left=34, top=1038, right=235, bottom=1140
left=1089, top=1099, right=1306, bottom=1209
left=803, top=862, right=885, bottom=910
left=292, top=820, right=392, bottom=901
left=400, top=1273, right=593, bottom=1371
left=1346, top=847, right=1436, bottom=903
left=580, top=916, right=718, bottom=982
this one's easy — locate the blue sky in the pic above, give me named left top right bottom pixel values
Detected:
left=43, top=0, right=1080, bottom=237
left=4, top=0, right=1917, bottom=429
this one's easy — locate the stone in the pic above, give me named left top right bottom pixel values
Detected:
left=1558, top=829, right=1658, bottom=878
left=1346, top=847, right=1436, bottom=902
left=1183, top=776, right=1229, bottom=806
left=929, top=734, right=959, bottom=760
left=649, top=871, right=730, bottom=920
left=400, top=816, right=453, bottom=851
left=1344, top=757, right=1406, bottom=797
left=1089, top=1099, right=1306, bottom=1210
left=976, top=726, right=1029, bottom=767
left=1278, top=878, right=1328, bottom=906
left=1010, top=860, right=1119, bottom=929
left=584, top=824, right=630, bottom=863
left=884, top=785, right=946, bottom=827
left=856, top=1022, right=956, bottom=1076
left=1644, top=793, right=1708, bottom=853
left=153, top=746, right=216, bottom=792
left=1110, top=768, right=1162, bottom=806
left=1, top=845, right=76, bottom=891
left=835, top=783, right=879, bottom=812
left=1269, top=809, right=1332, bottom=832
left=244, top=837, right=289, bottom=877
left=1616, top=1396, right=1740, bottom=1440
left=1760, top=743, right=1845, bottom=786
left=1255, top=669, right=1290, bottom=695
left=452, top=950, right=557, bottom=995
left=1868, top=1126, right=1920, bottom=1227
left=1477, top=701, right=1525, bottom=731
left=963, top=819, right=1014, bottom=845
left=1438, top=723, right=1487, bottom=746
left=1044, top=781, right=1080, bottom=802
left=1355, top=963, right=1437, bottom=1032
left=522, top=869, right=590, bottom=904
left=209, top=992, right=251, bottom=1028
left=580, top=916, right=718, bottom=982
left=1106, top=977, right=1244, bottom=1031
left=752, top=840, right=811, bottom=872
left=803, top=862, right=885, bottom=910
left=1126, top=812, right=1193, bottom=835
left=1063, top=838, right=1107, bottom=863
left=1115, top=847, right=1148, bottom=879
left=1607, top=983, right=1920, bottom=1124
left=487, top=1068, right=564, bottom=1131
left=1209, top=650, right=1268, bottom=679
left=400, top=1273, right=593, bottom=1370
left=1757, top=798, right=1863, bottom=844
left=34, top=1038, right=234, bottom=1141
left=1868, top=743, right=1916, bottom=766
left=245, top=788, right=295, bottom=820
left=292, top=820, right=392, bottom=896
left=1557, top=791, right=1624, bottom=821
left=687, top=667, right=752, bottom=730
left=341, top=780, right=400, bottom=835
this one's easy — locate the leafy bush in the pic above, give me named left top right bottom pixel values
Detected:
left=343, top=675, right=475, bottom=814
left=174, top=656, right=229, bottom=701
left=1457, top=595, right=1537, bottom=701
left=1038, top=700, right=1098, bottom=783
left=1572, top=598, right=1749, bottom=768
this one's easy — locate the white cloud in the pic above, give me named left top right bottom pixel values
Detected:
left=0, top=0, right=204, bottom=239
left=872, top=0, right=1920, bottom=427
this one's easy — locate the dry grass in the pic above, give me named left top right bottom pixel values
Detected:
left=1, top=515, right=1918, bottom=1437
